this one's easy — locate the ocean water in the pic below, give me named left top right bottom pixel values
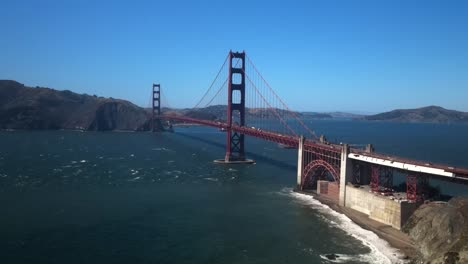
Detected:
left=1, top=120, right=467, bottom=264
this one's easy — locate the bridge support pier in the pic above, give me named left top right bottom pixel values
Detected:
left=339, top=144, right=352, bottom=206
left=296, top=135, right=305, bottom=189
left=407, top=174, right=428, bottom=203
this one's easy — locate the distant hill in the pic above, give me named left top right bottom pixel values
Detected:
left=301, top=112, right=333, bottom=119
left=2, top=79, right=331, bottom=131
left=325, top=112, right=365, bottom=119
left=161, top=105, right=334, bottom=121
left=13, top=80, right=459, bottom=131
left=302, top=111, right=367, bottom=119
left=0, top=80, right=154, bottom=131
left=364, top=106, right=468, bottom=123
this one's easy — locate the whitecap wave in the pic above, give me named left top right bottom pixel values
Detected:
left=280, top=188, right=407, bottom=264
left=152, top=147, right=175, bottom=152
left=203, top=177, right=219, bottom=182
left=128, top=176, right=141, bottom=181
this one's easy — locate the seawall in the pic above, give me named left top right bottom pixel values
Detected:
left=343, top=184, right=420, bottom=230
left=294, top=188, right=417, bottom=261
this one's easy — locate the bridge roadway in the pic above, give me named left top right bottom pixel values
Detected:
left=160, top=115, right=468, bottom=181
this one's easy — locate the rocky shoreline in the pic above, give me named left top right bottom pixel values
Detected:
left=295, top=190, right=468, bottom=264
left=294, top=190, right=418, bottom=263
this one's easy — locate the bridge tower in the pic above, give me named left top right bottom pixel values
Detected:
left=152, top=84, right=161, bottom=132
left=225, top=51, right=246, bottom=162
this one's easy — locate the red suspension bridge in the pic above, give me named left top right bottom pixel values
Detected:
left=150, top=51, right=468, bottom=207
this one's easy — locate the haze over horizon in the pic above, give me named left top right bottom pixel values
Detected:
left=1, top=0, right=467, bottom=113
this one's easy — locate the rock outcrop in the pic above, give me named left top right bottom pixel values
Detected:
left=403, top=197, right=468, bottom=264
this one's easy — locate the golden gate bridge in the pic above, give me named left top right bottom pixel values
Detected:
left=148, top=51, right=468, bottom=215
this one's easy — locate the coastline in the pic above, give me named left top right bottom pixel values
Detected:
left=293, top=189, right=418, bottom=263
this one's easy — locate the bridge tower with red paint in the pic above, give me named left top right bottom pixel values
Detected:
left=214, top=51, right=254, bottom=164
left=152, top=83, right=161, bottom=132
left=225, top=51, right=246, bottom=161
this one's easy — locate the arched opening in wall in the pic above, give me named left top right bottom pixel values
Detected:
left=301, top=160, right=339, bottom=191
left=232, top=73, right=242, bottom=85
left=232, top=90, right=241, bottom=104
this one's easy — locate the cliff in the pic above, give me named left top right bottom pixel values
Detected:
left=364, top=106, right=468, bottom=123
left=403, top=197, right=468, bottom=264
left=0, top=80, right=154, bottom=131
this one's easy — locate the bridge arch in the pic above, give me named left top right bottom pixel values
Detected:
left=301, top=159, right=340, bottom=190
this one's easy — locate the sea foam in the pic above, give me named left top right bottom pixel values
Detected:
left=281, top=188, right=408, bottom=264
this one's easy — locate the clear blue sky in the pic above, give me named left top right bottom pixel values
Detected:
left=1, top=0, right=467, bottom=113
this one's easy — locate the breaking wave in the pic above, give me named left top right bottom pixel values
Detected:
left=280, top=188, right=408, bottom=264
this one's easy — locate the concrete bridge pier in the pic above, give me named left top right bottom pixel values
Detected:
left=339, top=144, right=352, bottom=206
left=296, top=135, right=305, bottom=189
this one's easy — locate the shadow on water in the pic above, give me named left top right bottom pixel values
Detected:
left=175, top=132, right=297, bottom=172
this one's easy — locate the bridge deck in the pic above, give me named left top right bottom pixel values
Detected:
left=350, top=151, right=468, bottom=181
left=160, top=115, right=468, bottom=181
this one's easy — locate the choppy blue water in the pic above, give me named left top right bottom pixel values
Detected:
left=0, top=120, right=467, bottom=264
